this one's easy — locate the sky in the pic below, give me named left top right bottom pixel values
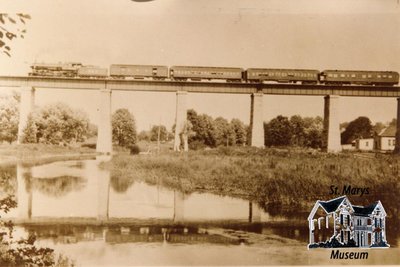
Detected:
left=1, top=0, right=400, bottom=131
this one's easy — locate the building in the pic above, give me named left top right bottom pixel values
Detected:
left=375, top=125, right=396, bottom=151
left=355, top=138, right=374, bottom=151
left=308, top=196, right=389, bottom=248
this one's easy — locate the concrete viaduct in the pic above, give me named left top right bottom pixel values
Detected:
left=1, top=75, right=400, bottom=154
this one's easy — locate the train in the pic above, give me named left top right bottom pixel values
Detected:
left=28, top=62, right=400, bottom=86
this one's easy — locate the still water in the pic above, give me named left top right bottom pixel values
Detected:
left=1, top=157, right=399, bottom=265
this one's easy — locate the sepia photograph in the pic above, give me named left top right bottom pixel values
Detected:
left=0, top=0, right=399, bottom=266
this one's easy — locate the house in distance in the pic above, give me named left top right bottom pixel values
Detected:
left=307, top=195, right=389, bottom=249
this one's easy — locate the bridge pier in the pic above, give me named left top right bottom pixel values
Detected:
left=322, top=95, right=342, bottom=153
left=96, top=89, right=113, bottom=154
left=250, top=92, right=264, bottom=147
left=17, top=87, right=35, bottom=143
left=249, top=201, right=261, bottom=223
left=394, top=98, right=400, bottom=154
left=173, top=190, right=185, bottom=223
left=97, top=158, right=111, bottom=220
left=17, top=164, right=32, bottom=219
left=174, top=91, right=188, bottom=152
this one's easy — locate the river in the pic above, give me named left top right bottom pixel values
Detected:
left=0, top=157, right=399, bottom=265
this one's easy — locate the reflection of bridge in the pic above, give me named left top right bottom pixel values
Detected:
left=15, top=160, right=263, bottom=224
left=22, top=224, right=252, bottom=245
left=1, top=76, right=399, bottom=153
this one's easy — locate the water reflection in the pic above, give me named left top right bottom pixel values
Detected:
left=24, top=225, right=242, bottom=245
left=14, top=158, right=267, bottom=224
left=8, top=158, right=399, bottom=250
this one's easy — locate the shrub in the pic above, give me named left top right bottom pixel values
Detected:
left=130, top=144, right=140, bottom=155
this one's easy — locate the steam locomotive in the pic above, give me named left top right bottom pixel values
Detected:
left=29, top=62, right=400, bottom=86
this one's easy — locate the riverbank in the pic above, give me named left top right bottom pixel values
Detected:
left=0, top=143, right=96, bottom=167
left=101, top=146, right=400, bottom=215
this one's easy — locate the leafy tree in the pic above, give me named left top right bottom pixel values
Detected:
left=0, top=14, right=31, bottom=57
left=303, top=116, right=323, bottom=148
left=264, top=115, right=293, bottom=146
left=290, top=115, right=306, bottom=146
left=0, top=92, right=19, bottom=143
left=21, top=103, right=90, bottom=145
left=22, top=113, right=38, bottom=143
left=187, top=109, right=215, bottom=147
left=213, top=117, right=235, bottom=146
left=138, top=130, right=151, bottom=141
left=230, top=118, right=247, bottom=146
left=341, top=116, right=373, bottom=144
left=150, top=125, right=168, bottom=142
left=112, top=108, right=137, bottom=147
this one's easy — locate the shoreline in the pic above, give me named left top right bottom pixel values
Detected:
left=0, top=143, right=97, bottom=167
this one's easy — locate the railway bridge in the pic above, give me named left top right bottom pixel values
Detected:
left=1, top=75, right=400, bottom=154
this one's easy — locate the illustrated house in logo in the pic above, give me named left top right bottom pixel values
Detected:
left=307, top=196, right=389, bottom=248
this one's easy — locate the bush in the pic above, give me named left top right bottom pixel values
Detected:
left=129, top=145, right=140, bottom=155
left=189, top=140, right=207, bottom=150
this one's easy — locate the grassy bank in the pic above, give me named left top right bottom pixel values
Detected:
left=102, top=147, right=400, bottom=215
left=0, top=143, right=96, bottom=167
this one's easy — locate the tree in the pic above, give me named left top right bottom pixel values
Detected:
left=138, top=130, right=151, bottom=141
left=22, top=113, right=38, bottom=143
left=212, top=117, right=235, bottom=146
left=303, top=116, right=323, bottom=148
left=341, top=116, right=373, bottom=144
left=150, top=125, right=168, bottom=142
left=264, top=115, right=293, bottom=146
left=22, top=103, right=90, bottom=145
left=0, top=14, right=31, bottom=57
left=187, top=109, right=215, bottom=147
left=0, top=92, right=19, bottom=143
left=112, top=108, right=137, bottom=147
left=290, top=115, right=306, bottom=146
left=230, top=118, right=247, bottom=145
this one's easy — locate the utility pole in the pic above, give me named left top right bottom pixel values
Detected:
left=157, top=117, right=161, bottom=154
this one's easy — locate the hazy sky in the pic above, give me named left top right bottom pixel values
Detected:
left=1, top=0, right=399, bottom=131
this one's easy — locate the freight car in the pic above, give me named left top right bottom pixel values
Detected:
left=29, top=62, right=83, bottom=77
left=320, top=70, right=399, bottom=86
left=77, top=66, right=108, bottom=78
left=170, top=66, right=243, bottom=82
left=246, top=68, right=319, bottom=84
left=110, top=64, right=168, bottom=80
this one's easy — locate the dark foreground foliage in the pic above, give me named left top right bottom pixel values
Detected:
left=0, top=196, right=75, bottom=267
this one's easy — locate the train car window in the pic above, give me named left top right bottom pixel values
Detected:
left=383, top=75, right=387, bottom=78
left=377, top=75, right=381, bottom=78
left=333, top=74, right=338, bottom=78
left=389, top=75, right=393, bottom=78
left=367, top=74, right=372, bottom=78
left=340, top=74, right=345, bottom=78
left=362, top=74, right=366, bottom=78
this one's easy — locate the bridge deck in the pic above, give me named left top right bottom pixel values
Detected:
left=1, top=76, right=400, bottom=97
